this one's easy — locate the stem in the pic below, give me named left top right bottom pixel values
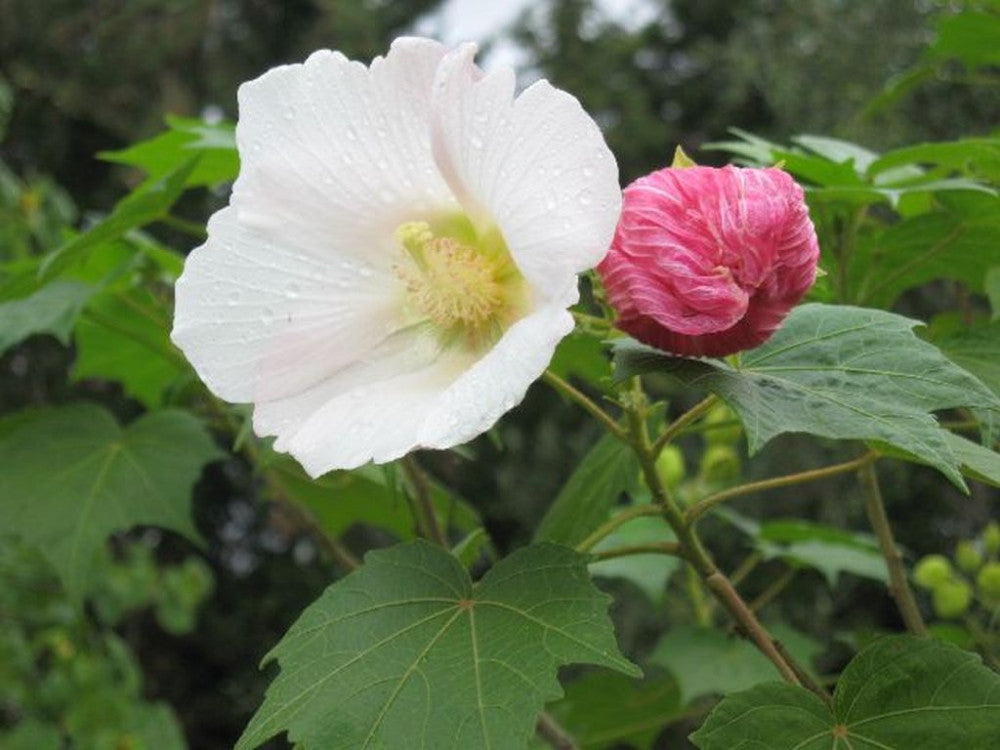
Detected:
left=159, top=213, right=208, bottom=239
left=730, top=552, right=764, bottom=587
left=402, top=455, right=448, bottom=547
left=536, top=711, right=579, bottom=750
left=575, top=504, right=663, bottom=553
left=685, top=564, right=713, bottom=626
left=590, top=541, right=684, bottom=562
left=685, top=452, right=878, bottom=524
left=628, top=401, right=805, bottom=689
left=651, top=395, right=717, bottom=458
left=857, top=462, right=928, bottom=636
left=749, top=567, right=796, bottom=613
left=543, top=370, right=625, bottom=439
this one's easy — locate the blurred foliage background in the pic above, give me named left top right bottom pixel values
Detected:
left=1, top=1, right=998, bottom=748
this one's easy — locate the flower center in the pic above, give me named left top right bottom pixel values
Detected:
left=393, top=216, right=526, bottom=351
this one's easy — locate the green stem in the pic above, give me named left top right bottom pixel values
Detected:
left=402, top=455, right=448, bottom=547
left=627, top=399, right=805, bottom=689
left=857, top=461, right=928, bottom=636
left=685, top=452, right=878, bottom=524
left=575, top=504, right=663, bottom=553
left=590, top=541, right=684, bottom=562
left=749, top=567, right=796, bottom=613
left=685, top=564, right=713, bottom=626
left=159, top=213, right=208, bottom=239
left=651, top=395, right=717, bottom=458
left=543, top=370, right=625, bottom=439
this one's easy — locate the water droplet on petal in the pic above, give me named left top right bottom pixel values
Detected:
left=283, top=105, right=295, bottom=120
left=261, top=308, right=275, bottom=325
left=346, top=126, right=358, bottom=141
left=286, top=283, right=300, bottom=299
left=471, top=137, right=484, bottom=150
left=583, top=166, right=594, bottom=177
left=359, top=267, right=374, bottom=278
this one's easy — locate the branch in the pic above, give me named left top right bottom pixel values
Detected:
left=543, top=370, right=625, bottom=439
left=685, top=452, right=878, bottom=524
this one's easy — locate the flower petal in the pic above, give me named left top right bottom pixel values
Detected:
left=233, top=37, right=457, bottom=268
left=429, top=44, right=621, bottom=290
left=172, top=206, right=403, bottom=403
left=251, top=303, right=573, bottom=476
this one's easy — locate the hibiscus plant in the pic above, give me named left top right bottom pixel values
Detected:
left=2, top=26, right=1000, bottom=750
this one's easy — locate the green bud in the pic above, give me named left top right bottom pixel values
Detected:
left=699, top=444, right=741, bottom=484
left=913, top=555, right=952, bottom=589
left=655, top=445, right=686, bottom=489
left=703, top=403, right=743, bottom=446
left=955, top=540, right=983, bottom=573
left=932, top=579, right=973, bottom=619
left=976, top=562, right=1000, bottom=602
left=982, top=521, right=1000, bottom=557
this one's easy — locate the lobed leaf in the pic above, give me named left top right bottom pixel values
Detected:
left=614, top=304, right=1000, bottom=489
left=238, top=541, right=639, bottom=750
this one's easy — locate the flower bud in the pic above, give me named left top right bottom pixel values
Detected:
left=955, top=540, right=983, bottom=573
left=699, top=444, right=741, bottom=484
left=598, top=165, right=819, bottom=357
left=656, top=445, right=686, bottom=489
left=983, top=522, right=1000, bottom=557
left=703, top=403, right=743, bottom=446
left=913, top=555, right=953, bottom=589
left=977, top=562, right=1000, bottom=603
left=932, top=579, right=973, bottom=619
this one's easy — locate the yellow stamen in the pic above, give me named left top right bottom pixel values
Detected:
left=393, top=218, right=525, bottom=350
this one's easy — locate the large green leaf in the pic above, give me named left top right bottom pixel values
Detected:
left=72, top=288, right=186, bottom=407
left=942, top=432, right=1000, bottom=488
left=0, top=405, right=221, bottom=600
left=690, top=635, right=1000, bottom=749
left=0, top=281, right=93, bottom=355
left=614, top=304, right=1000, bottom=489
left=542, top=672, right=684, bottom=749
left=99, top=115, right=238, bottom=187
left=651, top=625, right=821, bottom=705
left=238, top=542, right=639, bottom=750
left=934, top=321, right=1000, bottom=398
left=534, top=435, right=639, bottom=547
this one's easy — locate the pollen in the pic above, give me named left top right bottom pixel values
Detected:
left=394, top=218, right=525, bottom=349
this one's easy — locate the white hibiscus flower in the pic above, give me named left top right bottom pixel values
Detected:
left=172, top=37, right=621, bottom=476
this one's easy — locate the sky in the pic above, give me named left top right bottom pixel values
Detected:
left=413, top=0, right=659, bottom=70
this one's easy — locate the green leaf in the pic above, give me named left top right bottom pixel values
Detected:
left=651, top=625, right=821, bottom=705
left=544, top=672, right=684, bottom=749
left=549, top=331, right=613, bottom=391
left=854, top=194, right=1000, bottom=308
left=942, top=432, right=1000, bottom=488
left=867, top=137, right=1000, bottom=184
left=933, top=321, right=1000, bottom=398
left=590, top=515, right=680, bottom=602
left=691, top=635, right=1000, bottom=749
left=0, top=722, right=62, bottom=750
left=39, top=156, right=200, bottom=282
left=269, top=457, right=480, bottom=541
left=534, top=434, right=639, bottom=547
left=615, top=304, right=998, bottom=489
left=71, top=287, right=186, bottom=408
left=237, top=541, right=639, bottom=750
left=929, top=10, right=1000, bottom=68
left=755, top=520, right=887, bottom=586
left=0, top=281, right=94, bottom=355
left=100, top=115, right=238, bottom=187
left=0, top=405, right=221, bottom=600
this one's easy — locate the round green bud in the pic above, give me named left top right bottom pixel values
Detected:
left=982, top=522, right=1000, bottom=557
left=913, top=555, right=953, bottom=589
left=703, top=403, right=743, bottom=446
left=976, top=562, right=1000, bottom=602
left=932, top=579, right=973, bottom=619
left=955, top=540, right=983, bottom=573
left=699, top=444, right=741, bottom=484
left=655, top=445, right=686, bottom=489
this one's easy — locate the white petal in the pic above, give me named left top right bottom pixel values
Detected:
left=419, top=303, right=575, bottom=449
left=233, top=37, right=458, bottom=269
left=252, top=304, right=573, bottom=476
left=429, top=45, right=621, bottom=290
left=171, top=206, right=403, bottom=403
